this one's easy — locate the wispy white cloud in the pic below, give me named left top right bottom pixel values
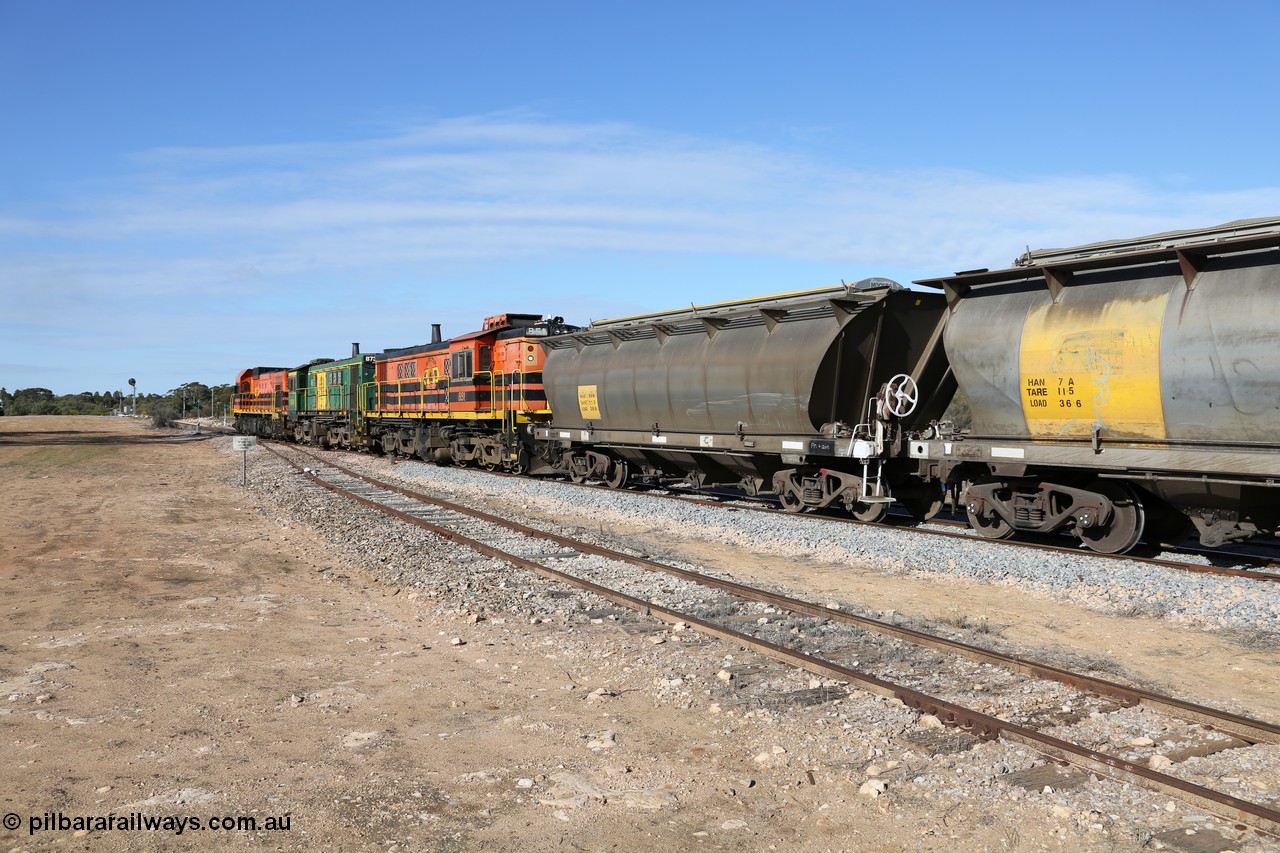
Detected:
left=4, top=112, right=1279, bottom=392
left=13, top=116, right=1279, bottom=268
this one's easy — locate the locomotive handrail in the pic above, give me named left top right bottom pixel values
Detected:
left=474, top=371, right=492, bottom=411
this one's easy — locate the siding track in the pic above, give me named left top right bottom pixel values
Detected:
left=260, top=440, right=1280, bottom=839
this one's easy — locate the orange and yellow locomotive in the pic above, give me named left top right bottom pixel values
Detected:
left=231, top=313, right=577, bottom=472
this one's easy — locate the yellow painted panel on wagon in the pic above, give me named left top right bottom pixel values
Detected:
left=1018, top=293, right=1169, bottom=439
left=577, top=384, right=601, bottom=420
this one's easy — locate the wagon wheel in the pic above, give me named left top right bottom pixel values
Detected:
left=848, top=501, right=890, bottom=523
left=605, top=460, right=629, bottom=490
left=569, top=464, right=588, bottom=484
left=1079, top=481, right=1145, bottom=554
left=901, top=494, right=944, bottom=522
left=965, top=504, right=1015, bottom=540
left=449, top=441, right=472, bottom=467
left=777, top=489, right=805, bottom=513
left=1142, top=507, right=1192, bottom=548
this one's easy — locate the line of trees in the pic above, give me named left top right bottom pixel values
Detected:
left=0, top=383, right=235, bottom=418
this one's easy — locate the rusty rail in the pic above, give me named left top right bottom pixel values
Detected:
left=277, top=443, right=1280, bottom=746
left=259, top=442, right=1280, bottom=836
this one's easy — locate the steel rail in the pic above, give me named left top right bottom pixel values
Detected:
left=260, top=442, right=1280, bottom=837
left=274, top=442, right=1280, bottom=747
left=441, top=448, right=1280, bottom=578
left=619, top=486, right=1280, bottom=580
left=257, top=435, right=1280, bottom=580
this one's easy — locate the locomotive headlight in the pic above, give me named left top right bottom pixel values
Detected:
left=527, top=354, right=535, bottom=362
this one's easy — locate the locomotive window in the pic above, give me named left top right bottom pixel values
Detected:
left=451, top=350, right=473, bottom=379
left=478, top=345, right=492, bottom=373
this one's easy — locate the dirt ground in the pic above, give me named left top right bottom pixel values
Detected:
left=1, top=416, right=1275, bottom=852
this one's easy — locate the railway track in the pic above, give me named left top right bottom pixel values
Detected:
left=259, top=440, right=1280, bottom=840
left=257, top=435, right=1280, bottom=583
left=654, top=487, right=1280, bottom=574
left=449, top=454, right=1280, bottom=583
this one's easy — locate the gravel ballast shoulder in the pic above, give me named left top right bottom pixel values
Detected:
left=227, top=439, right=1280, bottom=852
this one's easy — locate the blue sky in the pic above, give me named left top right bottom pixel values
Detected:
left=4, top=1, right=1279, bottom=396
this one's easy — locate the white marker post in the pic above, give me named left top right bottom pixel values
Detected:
left=232, top=435, right=257, bottom=485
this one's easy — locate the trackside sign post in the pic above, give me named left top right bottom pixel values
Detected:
left=232, top=435, right=257, bottom=485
